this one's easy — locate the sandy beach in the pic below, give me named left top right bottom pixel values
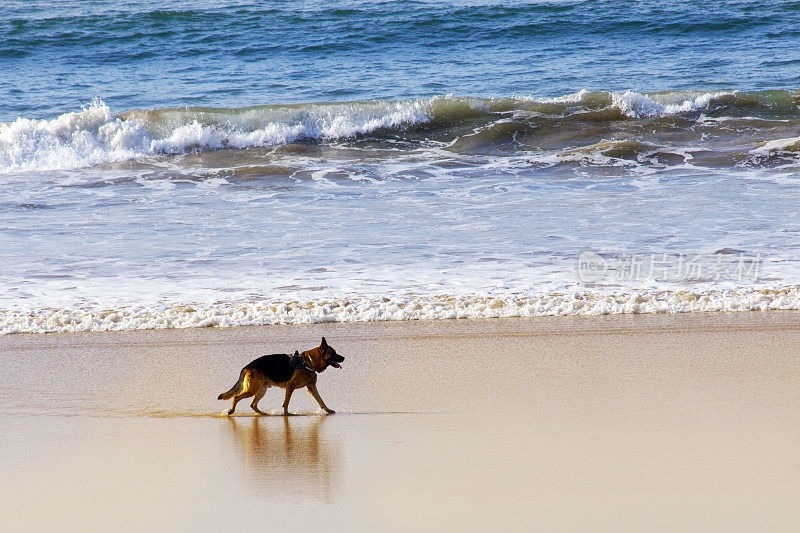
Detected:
left=1, top=311, right=798, bottom=531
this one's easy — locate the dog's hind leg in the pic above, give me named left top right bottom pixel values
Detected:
left=228, top=389, right=255, bottom=415
left=250, top=385, right=269, bottom=415
left=227, top=370, right=256, bottom=415
left=228, top=394, right=242, bottom=415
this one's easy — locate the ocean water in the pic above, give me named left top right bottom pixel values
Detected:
left=1, top=0, right=800, bottom=333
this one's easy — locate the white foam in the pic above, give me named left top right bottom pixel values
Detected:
left=0, top=99, right=150, bottom=171
left=532, top=89, right=590, bottom=104
left=609, top=90, right=735, bottom=118
left=2, top=289, right=800, bottom=334
left=527, top=90, right=736, bottom=118
left=0, top=98, right=433, bottom=172
left=750, top=136, right=800, bottom=155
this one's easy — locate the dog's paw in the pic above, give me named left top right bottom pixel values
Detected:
left=325, top=409, right=336, bottom=414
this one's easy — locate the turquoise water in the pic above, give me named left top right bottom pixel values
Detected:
left=1, top=1, right=800, bottom=332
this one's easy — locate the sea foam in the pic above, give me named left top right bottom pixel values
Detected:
left=2, top=289, right=799, bottom=334
left=750, top=136, right=800, bottom=155
left=530, top=90, right=738, bottom=118
left=0, top=98, right=432, bottom=172
left=609, top=91, right=736, bottom=118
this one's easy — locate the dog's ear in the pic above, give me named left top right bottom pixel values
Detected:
left=320, top=336, right=327, bottom=348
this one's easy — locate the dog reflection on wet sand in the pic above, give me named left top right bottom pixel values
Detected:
left=227, top=416, right=336, bottom=500
left=218, top=337, right=344, bottom=415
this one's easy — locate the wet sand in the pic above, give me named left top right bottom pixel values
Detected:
left=1, top=312, right=799, bottom=531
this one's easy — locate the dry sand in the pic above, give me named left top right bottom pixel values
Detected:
left=1, top=311, right=799, bottom=531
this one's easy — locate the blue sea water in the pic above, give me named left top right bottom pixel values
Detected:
left=3, top=0, right=800, bottom=120
left=1, top=0, right=800, bottom=332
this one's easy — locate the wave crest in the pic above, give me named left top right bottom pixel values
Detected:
left=2, top=90, right=799, bottom=172
left=0, top=99, right=150, bottom=171
left=0, top=98, right=433, bottom=172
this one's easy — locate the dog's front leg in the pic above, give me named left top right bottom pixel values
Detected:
left=283, top=386, right=295, bottom=416
left=307, top=383, right=335, bottom=414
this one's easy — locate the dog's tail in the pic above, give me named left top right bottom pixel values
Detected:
left=218, top=368, right=249, bottom=400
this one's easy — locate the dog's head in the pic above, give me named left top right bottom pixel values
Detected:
left=307, top=337, right=344, bottom=372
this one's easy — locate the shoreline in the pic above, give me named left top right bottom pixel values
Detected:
left=3, top=305, right=800, bottom=337
left=4, top=287, right=800, bottom=335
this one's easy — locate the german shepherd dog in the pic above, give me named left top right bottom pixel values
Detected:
left=218, top=337, right=344, bottom=415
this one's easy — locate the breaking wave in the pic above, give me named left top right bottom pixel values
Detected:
left=0, top=97, right=432, bottom=172
left=2, top=89, right=799, bottom=172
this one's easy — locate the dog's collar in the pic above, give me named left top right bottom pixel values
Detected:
left=301, top=353, right=317, bottom=372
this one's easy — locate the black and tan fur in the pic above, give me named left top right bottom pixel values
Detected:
left=218, top=337, right=344, bottom=415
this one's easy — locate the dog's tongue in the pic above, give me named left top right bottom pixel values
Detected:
left=330, top=361, right=341, bottom=368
